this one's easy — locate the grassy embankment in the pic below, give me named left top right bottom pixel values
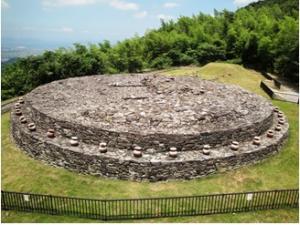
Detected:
left=1, top=63, right=298, bottom=222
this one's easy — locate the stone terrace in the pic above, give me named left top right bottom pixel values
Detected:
left=11, top=73, right=289, bottom=181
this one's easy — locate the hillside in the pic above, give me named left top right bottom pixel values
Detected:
left=245, top=0, right=298, bottom=16
left=161, top=63, right=268, bottom=97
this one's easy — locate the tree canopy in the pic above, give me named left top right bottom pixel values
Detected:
left=1, top=0, right=298, bottom=100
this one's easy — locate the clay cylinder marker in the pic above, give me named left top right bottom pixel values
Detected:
left=99, top=147, right=107, bottom=153
left=169, top=151, right=178, bottom=158
left=19, top=116, right=27, bottom=124
left=158, top=143, right=165, bottom=150
left=15, top=109, right=22, bottom=116
left=273, top=107, right=279, bottom=113
left=100, top=142, right=107, bottom=147
left=230, top=141, right=239, bottom=151
left=169, top=147, right=177, bottom=152
left=153, top=140, right=160, bottom=145
left=275, top=125, right=282, bottom=131
left=252, top=136, right=261, bottom=145
left=277, top=112, right=284, bottom=118
left=267, top=130, right=274, bottom=138
left=99, top=142, right=107, bottom=153
left=18, top=97, right=24, bottom=104
left=203, top=144, right=211, bottom=155
left=133, top=150, right=142, bottom=158
left=47, top=129, right=55, bottom=138
left=134, top=145, right=142, bottom=151
left=70, top=136, right=79, bottom=146
left=28, top=123, right=36, bottom=131
left=14, top=103, right=21, bottom=109
left=278, top=119, right=285, bottom=125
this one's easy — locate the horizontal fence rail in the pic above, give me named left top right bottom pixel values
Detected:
left=1, top=189, right=299, bottom=220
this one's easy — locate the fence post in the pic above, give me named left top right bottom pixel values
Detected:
left=104, top=200, right=107, bottom=221
left=49, top=195, right=55, bottom=215
left=1, top=191, right=7, bottom=210
left=271, top=190, right=278, bottom=209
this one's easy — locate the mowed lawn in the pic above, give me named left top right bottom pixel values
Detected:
left=1, top=63, right=299, bottom=222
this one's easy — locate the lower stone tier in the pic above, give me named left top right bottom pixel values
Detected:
left=11, top=110, right=289, bottom=182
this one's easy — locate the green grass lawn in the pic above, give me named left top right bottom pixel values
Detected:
left=1, top=63, right=299, bottom=222
left=1, top=96, right=18, bottom=106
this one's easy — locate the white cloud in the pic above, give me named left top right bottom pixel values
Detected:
left=134, top=10, right=147, bottom=18
left=233, top=0, right=259, bottom=6
left=157, top=14, right=173, bottom=21
left=60, top=27, right=74, bottom=32
left=19, top=26, right=74, bottom=33
left=22, top=27, right=37, bottom=31
left=42, top=0, right=97, bottom=7
left=1, top=0, right=9, bottom=9
left=109, top=0, right=138, bottom=11
left=16, top=46, right=27, bottom=49
left=42, top=0, right=139, bottom=11
left=163, top=2, right=179, bottom=8
left=47, top=27, right=74, bottom=33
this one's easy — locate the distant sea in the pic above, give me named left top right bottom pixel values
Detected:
left=1, top=38, right=75, bottom=63
left=1, top=38, right=116, bottom=63
left=1, top=47, right=46, bottom=62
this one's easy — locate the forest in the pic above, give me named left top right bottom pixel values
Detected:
left=1, top=0, right=298, bottom=100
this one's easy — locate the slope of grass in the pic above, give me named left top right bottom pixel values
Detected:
left=162, top=63, right=269, bottom=97
left=1, top=97, right=18, bottom=106
left=1, top=63, right=299, bottom=222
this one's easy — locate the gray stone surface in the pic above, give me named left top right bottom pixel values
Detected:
left=10, top=73, right=289, bottom=181
left=24, top=73, right=274, bottom=150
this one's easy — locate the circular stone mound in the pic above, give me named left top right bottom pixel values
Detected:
left=11, top=73, right=289, bottom=181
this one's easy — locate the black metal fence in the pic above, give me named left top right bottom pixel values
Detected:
left=1, top=189, right=299, bottom=220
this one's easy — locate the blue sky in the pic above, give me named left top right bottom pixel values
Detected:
left=1, top=0, right=259, bottom=49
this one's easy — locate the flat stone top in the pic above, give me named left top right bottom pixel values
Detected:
left=26, top=73, right=273, bottom=135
